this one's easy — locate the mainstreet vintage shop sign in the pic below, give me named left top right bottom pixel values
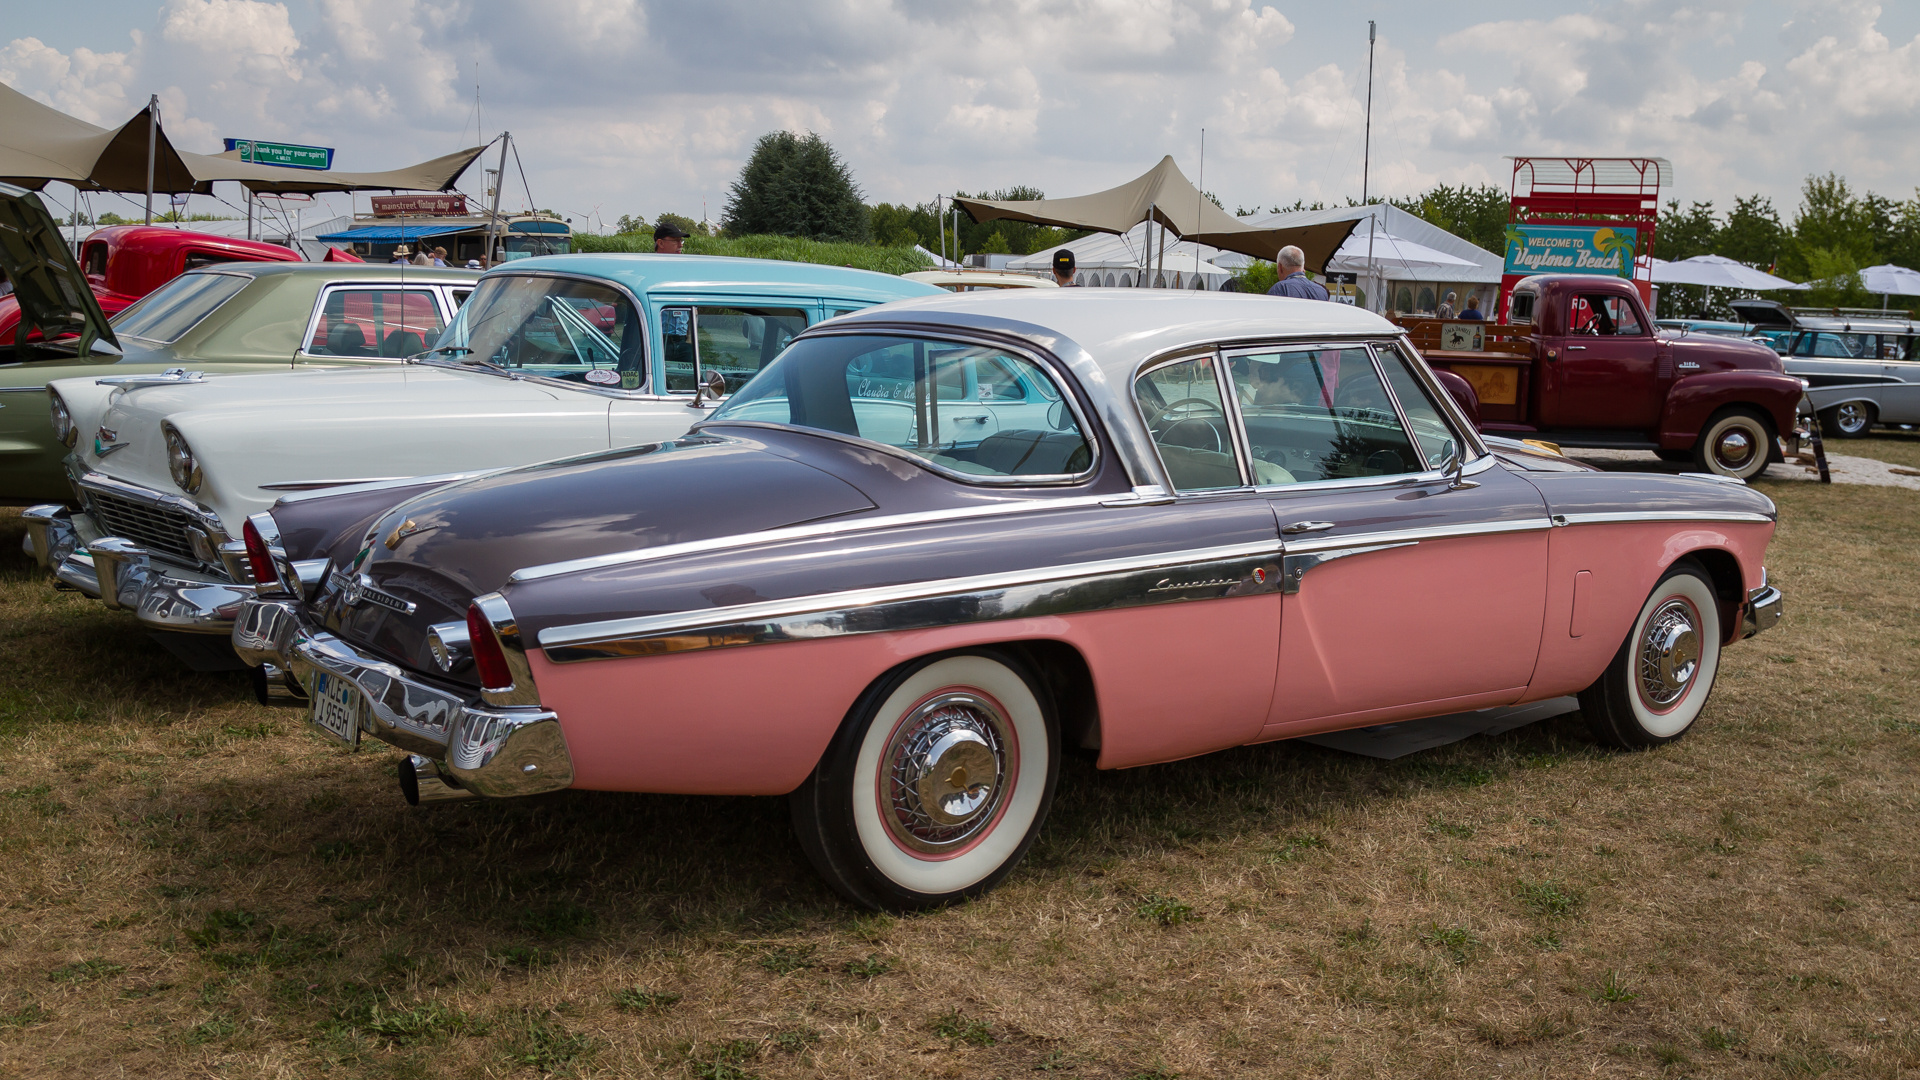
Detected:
left=1503, top=225, right=1637, bottom=278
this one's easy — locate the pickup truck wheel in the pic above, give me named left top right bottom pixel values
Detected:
left=1578, top=561, right=1722, bottom=749
left=1692, top=408, right=1773, bottom=480
left=790, top=650, right=1059, bottom=911
left=1819, top=401, right=1875, bottom=439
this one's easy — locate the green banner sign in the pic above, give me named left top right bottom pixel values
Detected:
left=222, top=138, right=334, bottom=171
left=1503, top=224, right=1637, bottom=278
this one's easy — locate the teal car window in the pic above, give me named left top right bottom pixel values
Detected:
left=715, top=333, right=1091, bottom=479
left=431, top=275, right=642, bottom=386
left=109, top=272, right=250, bottom=343
left=662, top=306, right=809, bottom=392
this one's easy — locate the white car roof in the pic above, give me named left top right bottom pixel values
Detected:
left=832, top=288, right=1400, bottom=381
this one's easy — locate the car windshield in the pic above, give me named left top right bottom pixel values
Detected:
left=427, top=274, right=644, bottom=387
left=713, top=333, right=1091, bottom=479
left=109, top=272, right=251, bottom=343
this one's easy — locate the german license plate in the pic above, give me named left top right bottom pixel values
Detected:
left=308, top=671, right=365, bottom=746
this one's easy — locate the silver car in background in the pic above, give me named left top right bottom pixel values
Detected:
left=1730, top=299, right=1919, bottom=438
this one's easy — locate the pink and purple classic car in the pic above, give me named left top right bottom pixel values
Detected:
left=232, top=291, right=1784, bottom=910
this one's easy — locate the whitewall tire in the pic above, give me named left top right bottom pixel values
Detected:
left=790, top=650, right=1059, bottom=910
left=1692, top=407, right=1773, bottom=480
left=1579, top=561, right=1722, bottom=748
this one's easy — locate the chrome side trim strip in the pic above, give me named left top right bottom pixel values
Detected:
left=259, top=477, right=410, bottom=492
left=1282, top=517, right=1553, bottom=555
left=539, top=539, right=1282, bottom=662
left=271, top=469, right=499, bottom=505
left=1550, top=510, right=1774, bottom=527
left=1281, top=542, right=1416, bottom=595
left=509, top=493, right=1119, bottom=583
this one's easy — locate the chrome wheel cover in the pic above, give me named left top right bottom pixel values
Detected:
left=1835, top=402, right=1870, bottom=434
left=882, top=692, right=1012, bottom=854
left=1637, top=599, right=1701, bottom=708
left=1712, top=427, right=1755, bottom=469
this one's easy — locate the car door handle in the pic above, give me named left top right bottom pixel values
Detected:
left=1281, top=520, right=1336, bottom=534
left=1565, top=345, right=1587, bottom=350
left=953, top=414, right=989, bottom=423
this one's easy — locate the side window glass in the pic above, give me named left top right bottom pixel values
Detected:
left=1603, top=297, right=1644, bottom=335
left=306, top=289, right=448, bottom=358
left=1381, top=345, right=1461, bottom=469
left=1135, top=356, right=1243, bottom=492
left=450, top=289, right=473, bottom=309
left=1226, top=347, right=1422, bottom=484
left=697, top=306, right=809, bottom=390
left=715, top=334, right=1090, bottom=479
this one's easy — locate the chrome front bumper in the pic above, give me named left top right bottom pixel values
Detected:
left=232, top=599, right=573, bottom=798
left=25, top=503, right=266, bottom=634
left=1742, top=584, right=1784, bottom=639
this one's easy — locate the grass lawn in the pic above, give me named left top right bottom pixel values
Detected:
left=1837, top=429, right=1920, bottom=471
left=0, top=476, right=1914, bottom=1078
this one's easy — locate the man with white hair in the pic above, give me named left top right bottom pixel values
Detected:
left=1265, top=245, right=1330, bottom=300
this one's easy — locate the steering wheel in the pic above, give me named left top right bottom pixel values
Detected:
left=1151, top=398, right=1227, bottom=454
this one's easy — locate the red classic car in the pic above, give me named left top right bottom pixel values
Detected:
left=232, top=291, right=1786, bottom=910
left=0, top=225, right=301, bottom=343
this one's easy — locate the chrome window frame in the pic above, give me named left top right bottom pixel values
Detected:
left=697, top=324, right=1103, bottom=488
left=109, top=269, right=255, bottom=346
left=1375, top=337, right=1488, bottom=466
left=1132, top=348, right=1251, bottom=492
left=295, top=281, right=461, bottom=364
left=416, top=269, right=659, bottom=400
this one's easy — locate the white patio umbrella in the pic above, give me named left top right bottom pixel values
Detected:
left=1649, top=254, right=1798, bottom=291
left=1326, top=227, right=1479, bottom=273
left=1857, top=264, right=1920, bottom=296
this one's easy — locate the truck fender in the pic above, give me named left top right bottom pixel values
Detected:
left=1657, top=370, right=1804, bottom=451
left=1431, top=368, right=1480, bottom=427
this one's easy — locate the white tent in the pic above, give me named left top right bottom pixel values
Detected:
left=914, top=244, right=959, bottom=270
left=1237, top=204, right=1503, bottom=312
left=1009, top=222, right=1232, bottom=289
left=1650, top=254, right=1796, bottom=291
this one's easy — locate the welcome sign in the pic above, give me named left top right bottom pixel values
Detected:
left=1503, top=225, right=1637, bottom=278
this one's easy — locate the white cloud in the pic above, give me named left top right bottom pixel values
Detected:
left=7, top=0, right=1920, bottom=231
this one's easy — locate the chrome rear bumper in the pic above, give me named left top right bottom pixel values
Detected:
left=233, top=598, right=572, bottom=798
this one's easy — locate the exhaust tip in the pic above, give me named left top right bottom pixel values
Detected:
left=399, top=754, right=475, bottom=805
left=399, top=754, right=423, bottom=806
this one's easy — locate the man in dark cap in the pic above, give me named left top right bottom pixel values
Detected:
left=654, top=221, right=690, bottom=254
left=1052, top=249, right=1078, bottom=286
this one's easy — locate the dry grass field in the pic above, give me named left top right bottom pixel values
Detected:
left=0, top=462, right=1914, bottom=1079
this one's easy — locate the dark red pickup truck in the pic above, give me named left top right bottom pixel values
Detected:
left=0, top=225, right=300, bottom=343
left=1397, top=274, right=1806, bottom=480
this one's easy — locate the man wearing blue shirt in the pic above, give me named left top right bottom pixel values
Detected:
left=1265, top=245, right=1330, bottom=300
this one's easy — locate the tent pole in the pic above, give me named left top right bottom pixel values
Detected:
left=246, top=186, right=253, bottom=241
left=1145, top=202, right=1154, bottom=287
left=143, top=94, right=158, bottom=225
left=486, top=132, right=510, bottom=264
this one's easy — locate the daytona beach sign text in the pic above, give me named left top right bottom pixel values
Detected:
left=1502, top=225, right=1637, bottom=279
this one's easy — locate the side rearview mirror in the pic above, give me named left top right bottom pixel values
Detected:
left=1437, top=444, right=1480, bottom=491
left=687, top=367, right=726, bottom=408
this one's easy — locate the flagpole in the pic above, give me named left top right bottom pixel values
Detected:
left=1362, top=21, right=1377, bottom=310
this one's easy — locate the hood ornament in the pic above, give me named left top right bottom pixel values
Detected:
left=383, top=518, right=435, bottom=550
left=93, top=426, right=127, bottom=457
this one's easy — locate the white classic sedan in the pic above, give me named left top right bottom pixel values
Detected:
left=27, top=254, right=940, bottom=672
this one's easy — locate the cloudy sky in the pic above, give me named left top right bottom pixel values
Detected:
left=5, top=1, right=1919, bottom=233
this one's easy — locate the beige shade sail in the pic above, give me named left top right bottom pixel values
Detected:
left=953, top=155, right=1366, bottom=269
left=0, top=81, right=484, bottom=194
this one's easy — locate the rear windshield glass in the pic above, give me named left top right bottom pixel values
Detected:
left=713, top=333, right=1092, bottom=479
left=110, top=272, right=251, bottom=343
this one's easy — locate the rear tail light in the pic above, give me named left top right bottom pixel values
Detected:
left=467, top=602, right=513, bottom=690
left=242, top=518, right=278, bottom=589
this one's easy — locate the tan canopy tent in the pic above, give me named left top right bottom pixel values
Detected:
left=0, top=81, right=484, bottom=195
left=953, top=155, right=1366, bottom=270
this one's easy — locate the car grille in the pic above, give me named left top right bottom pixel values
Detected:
left=84, top=488, right=205, bottom=565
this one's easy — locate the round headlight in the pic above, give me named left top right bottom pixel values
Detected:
left=49, top=392, right=75, bottom=449
left=163, top=424, right=202, bottom=493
